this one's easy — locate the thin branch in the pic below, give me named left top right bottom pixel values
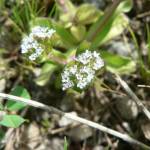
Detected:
left=0, top=93, right=149, bottom=149
left=115, top=74, right=150, bottom=120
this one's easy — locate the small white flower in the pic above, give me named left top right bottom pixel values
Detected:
left=70, top=65, right=77, bottom=74
left=75, top=66, right=95, bottom=89
left=35, top=47, right=44, bottom=55
left=21, top=26, right=56, bottom=61
left=21, top=35, right=36, bottom=53
left=80, top=66, right=94, bottom=74
left=21, top=35, right=43, bottom=60
left=93, top=58, right=104, bottom=70
left=62, top=81, right=74, bottom=90
left=76, top=50, right=92, bottom=65
left=76, top=50, right=104, bottom=69
left=29, top=53, right=37, bottom=61
left=61, top=50, right=104, bottom=90
left=76, top=73, right=83, bottom=81
left=93, top=51, right=100, bottom=58
left=31, top=26, right=55, bottom=39
left=62, top=68, right=74, bottom=90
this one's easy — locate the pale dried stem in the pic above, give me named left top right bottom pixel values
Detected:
left=0, top=93, right=150, bottom=149
left=138, top=85, right=150, bottom=88
left=115, top=74, right=150, bottom=120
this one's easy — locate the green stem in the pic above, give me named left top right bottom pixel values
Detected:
left=87, top=0, right=122, bottom=42
left=48, top=49, right=68, bottom=65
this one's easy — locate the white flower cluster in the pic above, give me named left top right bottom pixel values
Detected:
left=21, top=26, right=55, bottom=61
left=62, top=50, right=104, bottom=90
left=31, top=26, right=56, bottom=39
left=76, top=50, right=104, bottom=70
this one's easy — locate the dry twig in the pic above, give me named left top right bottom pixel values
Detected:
left=0, top=92, right=150, bottom=149
left=138, top=85, right=150, bottom=88
left=115, top=74, right=150, bottom=120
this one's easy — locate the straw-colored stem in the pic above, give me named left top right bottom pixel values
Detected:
left=0, top=93, right=149, bottom=149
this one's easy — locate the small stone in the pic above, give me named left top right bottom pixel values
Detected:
left=58, top=112, right=78, bottom=127
left=93, top=145, right=105, bottom=150
left=67, top=125, right=93, bottom=141
left=141, top=123, right=150, bottom=141
left=107, top=41, right=138, bottom=59
left=116, top=96, right=138, bottom=120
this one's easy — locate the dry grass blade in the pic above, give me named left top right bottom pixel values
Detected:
left=0, top=92, right=150, bottom=149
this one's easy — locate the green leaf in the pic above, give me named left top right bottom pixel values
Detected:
left=0, top=115, right=25, bottom=128
left=64, top=137, right=68, bottom=150
left=90, top=13, right=129, bottom=48
left=70, top=25, right=86, bottom=41
left=101, top=51, right=136, bottom=74
left=6, top=86, right=31, bottom=111
left=57, top=0, right=76, bottom=23
left=30, top=17, right=52, bottom=28
left=35, top=62, right=57, bottom=86
left=77, top=40, right=91, bottom=54
left=56, top=0, right=77, bottom=23
left=53, top=22, right=78, bottom=48
left=86, top=0, right=132, bottom=48
left=117, top=0, right=133, bottom=13
left=88, top=15, right=114, bottom=49
left=98, top=14, right=129, bottom=45
left=75, top=3, right=103, bottom=25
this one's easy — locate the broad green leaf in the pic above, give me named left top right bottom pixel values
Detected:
left=88, top=13, right=115, bottom=48
left=6, top=86, right=31, bottom=111
left=35, top=62, right=57, bottom=86
left=98, top=14, right=129, bottom=45
left=117, top=0, right=133, bottom=13
left=53, top=22, right=78, bottom=48
left=101, top=51, right=136, bottom=74
left=57, top=0, right=76, bottom=23
left=0, top=115, right=25, bottom=128
left=75, top=3, right=103, bottom=25
left=70, top=25, right=86, bottom=41
left=86, top=0, right=132, bottom=48
left=59, top=1, right=76, bottom=24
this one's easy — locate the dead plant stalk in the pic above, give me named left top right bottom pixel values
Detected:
left=115, top=74, right=150, bottom=120
left=0, top=92, right=150, bottom=149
